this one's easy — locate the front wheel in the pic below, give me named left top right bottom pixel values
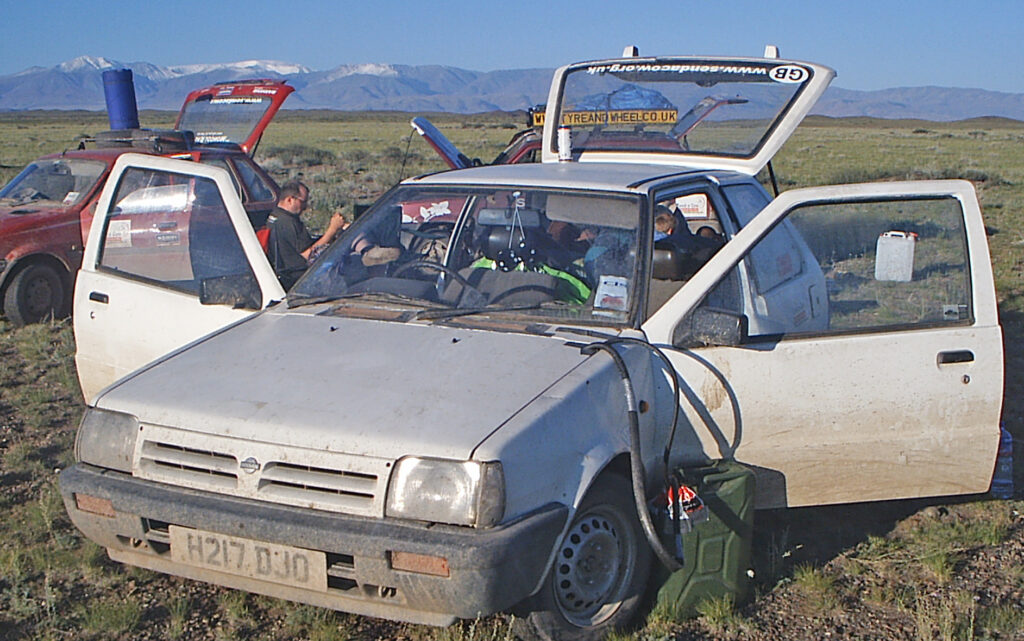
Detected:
left=516, top=474, right=652, bottom=641
left=3, top=263, right=67, bottom=327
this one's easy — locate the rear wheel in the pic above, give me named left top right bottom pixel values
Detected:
left=3, top=263, right=67, bottom=326
left=515, top=474, right=651, bottom=641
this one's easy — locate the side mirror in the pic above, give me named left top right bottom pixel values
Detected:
left=673, top=306, right=748, bottom=348
left=199, top=273, right=261, bottom=310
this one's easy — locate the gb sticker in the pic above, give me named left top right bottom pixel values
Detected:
left=769, top=65, right=809, bottom=84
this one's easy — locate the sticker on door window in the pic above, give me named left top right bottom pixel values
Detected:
left=106, top=220, right=132, bottom=248
left=595, top=275, right=628, bottom=312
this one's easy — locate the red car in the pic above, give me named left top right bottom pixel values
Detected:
left=0, top=79, right=291, bottom=325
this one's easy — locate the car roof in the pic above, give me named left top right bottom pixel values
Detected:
left=36, top=141, right=255, bottom=165
left=37, top=148, right=127, bottom=164
left=405, top=160, right=750, bottom=193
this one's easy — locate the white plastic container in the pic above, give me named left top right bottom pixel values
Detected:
left=874, top=231, right=917, bottom=282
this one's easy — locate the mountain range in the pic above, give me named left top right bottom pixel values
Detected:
left=2, top=56, right=1023, bottom=122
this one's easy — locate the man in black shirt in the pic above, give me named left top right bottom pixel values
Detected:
left=267, top=181, right=348, bottom=288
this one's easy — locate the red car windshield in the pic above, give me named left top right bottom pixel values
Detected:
left=0, top=159, right=107, bottom=207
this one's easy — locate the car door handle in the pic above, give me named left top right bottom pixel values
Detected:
left=937, top=350, right=974, bottom=365
left=89, top=291, right=109, bottom=304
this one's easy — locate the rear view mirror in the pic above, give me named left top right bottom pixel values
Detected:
left=673, top=306, right=748, bottom=348
left=199, top=273, right=261, bottom=310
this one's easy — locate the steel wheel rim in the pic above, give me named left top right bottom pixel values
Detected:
left=553, top=504, right=635, bottom=627
left=25, top=274, right=55, bottom=316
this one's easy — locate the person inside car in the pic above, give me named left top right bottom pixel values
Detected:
left=655, top=204, right=721, bottom=263
left=267, top=180, right=348, bottom=288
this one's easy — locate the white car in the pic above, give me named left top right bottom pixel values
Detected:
left=61, top=50, right=1003, bottom=641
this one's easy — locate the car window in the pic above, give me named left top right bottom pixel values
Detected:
left=647, top=191, right=726, bottom=315
left=295, top=186, right=642, bottom=326
left=745, top=222, right=804, bottom=294
left=98, top=167, right=260, bottom=304
left=721, top=183, right=770, bottom=228
left=556, top=59, right=812, bottom=158
left=703, top=196, right=972, bottom=339
left=0, top=158, right=107, bottom=207
left=233, top=157, right=275, bottom=203
left=198, top=158, right=243, bottom=199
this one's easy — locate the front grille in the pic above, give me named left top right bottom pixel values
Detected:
left=133, top=425, right=391, bottom=517
left=259, top=462, right=377, bottom=512
left=138, top=441, right=239, bottom=491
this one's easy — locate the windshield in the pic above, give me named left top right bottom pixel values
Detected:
left=177, top=95, right=276, bottom=147
left=557, top=58, right=813, bottom=158
left=294, top=185, right=642, bottom=325
left=0, top=158, right=107, bottom=207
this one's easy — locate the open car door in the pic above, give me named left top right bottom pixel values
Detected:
left=175, top=79, right=293, bottom=155
left=643, top=180, right=1003, bottom=508
left=74, top=153, right=285, bottom=403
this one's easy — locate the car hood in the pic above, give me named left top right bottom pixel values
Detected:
left=97, top=310, right=590, bottom=460
left=0, top=203, right=64, bottom=218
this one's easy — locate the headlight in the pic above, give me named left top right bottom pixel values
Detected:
left=74, top=408, right=139, bottom=473
left=386, top=457, right=504, bottom=527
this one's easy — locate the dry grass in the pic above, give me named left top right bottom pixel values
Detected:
left=0, top=112, right=1023, bottom=640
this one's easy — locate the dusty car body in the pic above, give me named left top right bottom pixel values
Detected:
left=61, top=51, right=1003, bottom=640
left=0, top=79, right=290, bottom=325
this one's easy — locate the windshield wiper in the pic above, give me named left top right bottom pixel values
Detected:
left=286, top=293, right=348, bottom=309
left=414, top=302, right=544, bottom=322
left=289, top=289, right=455, bottom=312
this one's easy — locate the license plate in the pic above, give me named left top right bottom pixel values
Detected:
left=169, top=526, right=327, bottom=591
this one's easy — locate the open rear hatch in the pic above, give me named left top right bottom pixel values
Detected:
left=540, top=52, right=834, bottom=174
left=175, top=79, right=294, bottom=155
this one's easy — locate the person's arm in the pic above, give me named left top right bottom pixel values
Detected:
left=300, top=211, right=349, bottom=260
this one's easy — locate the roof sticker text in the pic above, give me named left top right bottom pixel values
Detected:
left=585, top=63, right=768, bottom=76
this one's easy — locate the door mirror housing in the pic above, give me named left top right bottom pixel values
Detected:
left=199, top=273, right=262, bottom=310
left=673, top=306, right=748, bottom=348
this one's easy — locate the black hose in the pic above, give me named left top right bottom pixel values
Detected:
left=580, top=341, right=684, bottom=572
left=602, top=336, right=682, bottom=483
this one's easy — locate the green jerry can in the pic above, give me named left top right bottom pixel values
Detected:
left=653, top=460, right=756, bottom=619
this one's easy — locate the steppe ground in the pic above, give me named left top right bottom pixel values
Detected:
left=0, top=110, right=1022, bottom=640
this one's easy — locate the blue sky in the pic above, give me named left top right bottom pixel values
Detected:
left=1, top=0, right=1021, bottom=92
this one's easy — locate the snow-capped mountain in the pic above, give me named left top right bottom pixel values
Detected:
left=0, top=56, right=1022, bottom=121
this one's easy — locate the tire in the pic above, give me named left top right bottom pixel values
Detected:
left=3, top=263, right=67, bottom=327
left=515, top=474, right=652, bottom=641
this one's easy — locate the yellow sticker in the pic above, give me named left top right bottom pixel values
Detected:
left=539, top=109, right=678, bottom=127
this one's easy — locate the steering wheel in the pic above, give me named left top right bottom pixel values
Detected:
left=391, top=260, right=487, bottom=308
left=12, top=187, right=44, bottom=203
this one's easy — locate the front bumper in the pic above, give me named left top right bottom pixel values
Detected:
left=60, top=463, right=568, bottom=626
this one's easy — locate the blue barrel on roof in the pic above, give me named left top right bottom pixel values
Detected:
left=102, top=68, right=140, bottom=131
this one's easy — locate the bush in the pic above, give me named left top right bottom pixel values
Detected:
left=262, top=144, right=337, bottom=167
